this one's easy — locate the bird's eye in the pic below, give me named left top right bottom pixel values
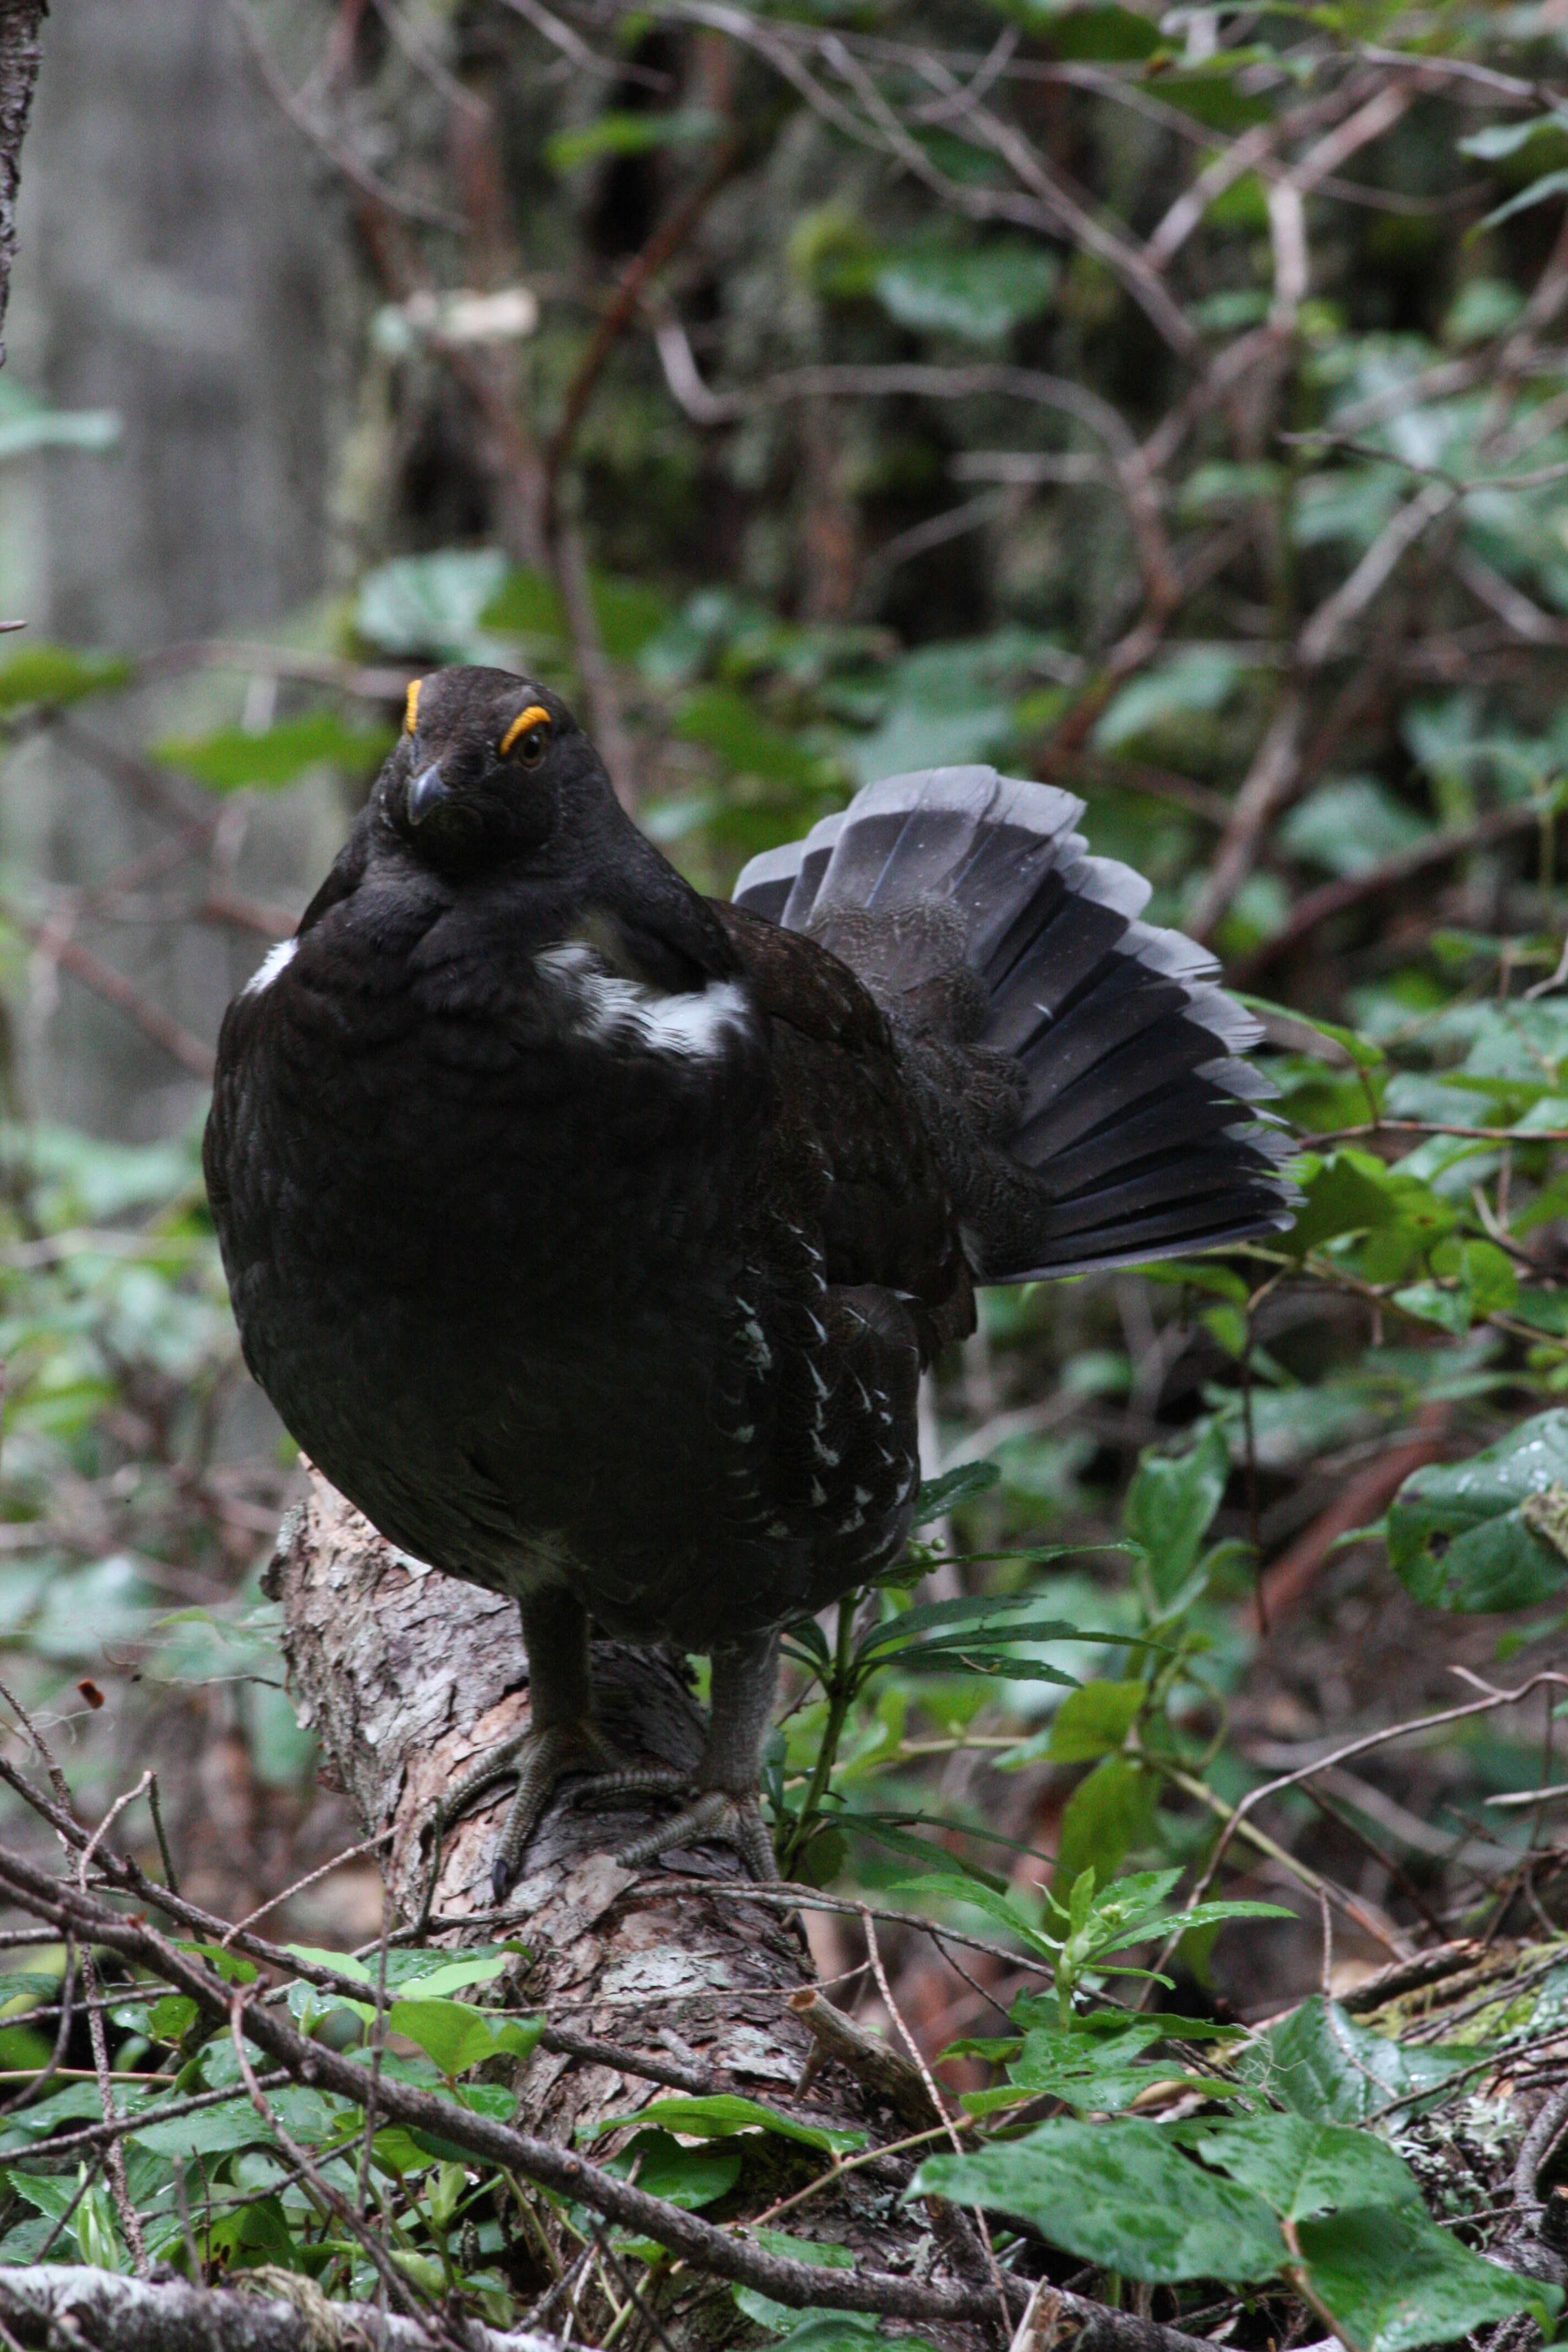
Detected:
left=500, top=704, right=551, bottom=767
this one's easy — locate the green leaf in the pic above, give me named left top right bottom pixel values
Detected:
left=1287, top=1151, right=1403, bottom=1255
left=153, top=712, right=395, bottom=792
left=858, top=1594, right=1092, bottom=1653
left=353, top=1997, right=540, bottom=2077
left=589, top=2095, right=864, bottom=2155
left=546, top=108, right=720, bottom=172
left=891, top=1871, right=1055, bottom=1959
left=282, top=1947, right=372, bottom=1987
left=764, top=2324, right=937, bottom=2352
left=383, top=1949, right=524, bottom=1999
left=965, top=2020, right=1238, bottom=2116
left=1279, top=780, right=1433, bottom=879
left=1482, top=168, right=1568, bottom=231
left=914, top=2118, right=1287, bottom=2283
left=1237, top=999, right=1386, bottom=1074
left=1387, top=1409, right=1568, bottom=1611
left=177, top=1943, right=260, bottom=1986
left=1097, top=1899, right=1294, bottom=1954
left=357, top=549, right=509, bottom=661
left=733, top=2234, right=869, bottom=2339
left=0, top=644, right=133, bottom=709
left=601, top=2128, right=743, bottom=2209
left=6, top=2170, right=82, bottom=2220
left=1047, top=1679, right=1146, bottom=1762
left=1297, top=2203, right=1558, bottom=2352
left=1124, top=1419, right=1229, bottom=1602
left=989, top=0, right=1162, bottom=59
left=675, top=684, right=821, bottom=787
left=1093, top=647, right=1249, bottom=752
left=1238, top=1998, right=1471, bottom=2124
left=1054, top=1756, right=1157, bottom=1894
left=1173, top=2114, right=1424, bottom=2221
left=1460, top=114, right=1568, bottom=161
left=873, top=244, right=1058, bottom=344
left=911, top=1461, right=1001, bottom=1526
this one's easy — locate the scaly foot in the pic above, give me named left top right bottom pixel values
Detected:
left=572, top=1765, right=777, bottom=1881
left=418, top=1714, right=623, bottom=1925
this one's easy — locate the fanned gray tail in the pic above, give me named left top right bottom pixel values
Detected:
left=734, top=766, right=1298, bottom=1281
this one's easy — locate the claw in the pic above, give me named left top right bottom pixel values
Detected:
left=572, top=1767, right=777, bottom=1880
left=418, top=1716, right=622, bottom=1928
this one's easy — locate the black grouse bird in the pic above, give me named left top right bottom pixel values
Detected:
left=205, top=665, right=1296, bottom=1892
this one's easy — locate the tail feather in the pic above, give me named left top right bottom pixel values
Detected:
left=733, top=764, right=1298, bottom=1280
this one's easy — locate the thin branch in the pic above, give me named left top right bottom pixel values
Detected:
left=227, top=0, right=464, bottom=231
left=2, top=902, right=215, bottom=1075
left=547, top=137, right=742, bottom=509
left=654, top=326, right=1178, bottom=606
left=1233, top=799, right=1554, bottom=981
left=1187, top=691, right=1306, bottom=943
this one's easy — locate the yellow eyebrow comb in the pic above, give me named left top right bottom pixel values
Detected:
left=404, top=679, right=421, bottom=734
left=500, top=704, right=551, bottom=758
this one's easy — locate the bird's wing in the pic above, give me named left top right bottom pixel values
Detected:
left=709, top=900, right=971, bottom=1345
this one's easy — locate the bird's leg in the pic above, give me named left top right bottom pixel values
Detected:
left=576, top=1630, right=779, bottom=1880
left=421, top=1587, right=620, bottom=1917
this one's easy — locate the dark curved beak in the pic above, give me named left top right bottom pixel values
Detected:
left=407, top=761, right=450, bottom=825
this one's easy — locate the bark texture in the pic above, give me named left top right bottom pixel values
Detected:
left=271, top=1472, right=999, bottom=2350
left=0, top=0, right=43, bottom=364
left=0, top=2266, right=558, bottom=2352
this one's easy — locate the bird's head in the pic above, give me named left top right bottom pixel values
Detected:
left=377, top=665, right=611, bottom=876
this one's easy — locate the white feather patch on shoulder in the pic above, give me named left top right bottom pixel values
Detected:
left=242, top=938, right=298, bottom=998
left=535, top=941, right=754, bottom=1061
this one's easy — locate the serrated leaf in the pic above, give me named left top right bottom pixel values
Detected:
left=915, top=2118, right=1287, bottom=2283
left=911, top=1461, right=1001, bottom=1526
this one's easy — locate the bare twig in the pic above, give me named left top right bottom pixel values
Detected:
left=227, top=0, right=464, bottom=230
left=1233, top=799, right=1555, bottom=981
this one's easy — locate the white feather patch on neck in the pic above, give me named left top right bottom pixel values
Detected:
left=535, top=941, right=753, bottom=1060
left=242, top=938, right=298, bottom=998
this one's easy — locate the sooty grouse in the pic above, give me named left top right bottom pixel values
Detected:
left=204, top=664, right=1297, bottom=1893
